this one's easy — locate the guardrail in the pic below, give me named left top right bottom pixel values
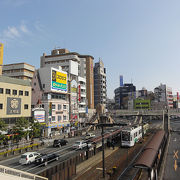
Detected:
left=0, top=164, right=48, bottom=180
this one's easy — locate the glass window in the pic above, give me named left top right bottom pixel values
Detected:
left=19, top=90, right=23, bottom=96
left=6, top=89, right=11, bottom=94
left=25, top=91, right=29, bottom=96
left=0, top=104, right=3, bottom=109
left=52, top=116, right=56, bottom=121
left=63, top=105, right=66, bottom=110
left=58, top=116, right=61, bottom=121
left=0, top=88, right=3, bottom=94
left=52, top=104, right=56, bottom=109
left=13, top=90, right=17, bottom=95
left=58, top=104, right=61, bottom=110
left=24, top=104, right=28, bottom=109
left=63, top=116, right=67, bottom=120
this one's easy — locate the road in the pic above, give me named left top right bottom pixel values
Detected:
left=163, top=118, right=180, bottom=180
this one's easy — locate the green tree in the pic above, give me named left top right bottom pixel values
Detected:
left=29, top=119, right=42, bottom=139
left=13, top=117, right=30, bottom=142
left=0, top=119, right=7, bottom=144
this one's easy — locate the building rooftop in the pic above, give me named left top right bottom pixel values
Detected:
left=0, top=76, right=31, bottom=86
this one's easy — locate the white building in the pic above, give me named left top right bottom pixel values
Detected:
left=31, top=66, right=70, bottom=136
left=154, top=84, right=173, bottom=109
left=40, top=49, right=87, bottom=124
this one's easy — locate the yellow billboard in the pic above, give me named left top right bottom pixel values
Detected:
left=0, top=43, right=3, bottom=65
left=51, top=69, right=67, bottom=92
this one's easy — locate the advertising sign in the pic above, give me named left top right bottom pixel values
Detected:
left=78, top=85, right=81, bottom=102
left=7, top=97, right=21, bottom=115
left=134, top=99, right=150, bottom=109
left=0, top=43, right=3, bottom=66
left=51, top=69, right=67, bottom=92
left=34, top=110, right=45, bottom=123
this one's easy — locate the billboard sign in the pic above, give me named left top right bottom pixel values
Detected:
left=34, top=110, right=45, bottom=123
left=0, top=43, right=3, bottom=65
left=7, top=97, right=21, bottom=115
left=51, top=69, right=67, bottom=92
left=134, top=99, right=150, bottom=109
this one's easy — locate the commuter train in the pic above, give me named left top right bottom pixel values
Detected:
left=121, top=123, right=149, bottom=147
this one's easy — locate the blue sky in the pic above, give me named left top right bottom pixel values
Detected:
left=1, top=0, right=180, bottom=98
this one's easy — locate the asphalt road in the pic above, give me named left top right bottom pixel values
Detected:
left=163, top=118, right=180, bottom=180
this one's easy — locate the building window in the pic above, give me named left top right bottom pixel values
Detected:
left=6, top=89, right=11, bottom=94
left=34, top=82, right=36, bottom=86
left=58, top=104, right=61, bottom=110
left=58, top=116, right=61, bottom=121
left=13, top=90, right=17, bottom=95
left=63, top=105, right=67, bottom=110
left=24, top=104, right=28, bottom=109
left=25, top=91, right=29, bottom=96
left=63, top=116, right=67, bottom=120
left=52, top=116, right=56, bottom=121
left=42, top=104, right=44, bottom=108
left=0, top=88, right=3, bottom=94
left=43, top=84, right=45, bottom=88
left=0, top=104, right=3, bottom=109
left=52, top=104, right=56, bottom=110
left=19, top=90, right=23, bottom=96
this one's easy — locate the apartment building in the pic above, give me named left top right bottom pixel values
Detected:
left=31, top=67, right=69, bottom=136
left=94, top=59, right=107, bottom=108
left=2, top=62, right=35, bottom=81
left=0, top=76, right=31, bottom=125
left=154, top=84, right=173, bottom=109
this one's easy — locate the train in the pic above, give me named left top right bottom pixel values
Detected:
left=121, top=123, right=149, bottom=147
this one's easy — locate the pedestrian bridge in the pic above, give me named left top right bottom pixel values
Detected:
left=114, top=109, right=180, bottom=116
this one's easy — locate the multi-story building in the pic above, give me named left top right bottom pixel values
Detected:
left=31, top=67, right=70, bottom=136
left=40, top=48, right=94, bottom=123
left=114, top=83, right=136, bottom=109
left=0, top=43, right=3, bottom=75
left=0, top=76, right=31, bottom=126
left=154, top=84, right=173, bottom=109
left=2, top=62, right=35, bottom=81
left=94, top=59, right=107, bottom=108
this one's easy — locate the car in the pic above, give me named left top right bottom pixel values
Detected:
left=19, top=152, right=40, bottom=165
left=34, top=153, right=59, bottom=166
left=85, top=133, right=95, bottom=140
left=53, top=139, right=68, bottom=147
left=72, top=140, right=87, bottom=150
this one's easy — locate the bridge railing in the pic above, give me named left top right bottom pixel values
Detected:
left=0, top=164, right=48, bottom=180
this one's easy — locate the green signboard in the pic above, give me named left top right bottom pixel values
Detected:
left=134, top=99, right=150, bottom=109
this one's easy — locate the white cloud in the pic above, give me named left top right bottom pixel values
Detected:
left=20, top=24, right=29, bottom=33
left=3, top=26, right=20, bottom=39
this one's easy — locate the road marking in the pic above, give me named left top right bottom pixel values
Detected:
left=174, top=150, right=179, bottom=159
left=174, top=160, right=178, bottom=171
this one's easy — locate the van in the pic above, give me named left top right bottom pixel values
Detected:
left=19, top=152, right=40, bottom=165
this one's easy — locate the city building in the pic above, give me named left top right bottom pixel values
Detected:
left=154, top=84, right=173, bottom=109
left=0, top=76, right=31, bottom=126
left=31, top=66, right=70, bottom=136
left=0, top=43, right=3, bottom=75
left=2, top=62, right=35, bottom=81
left=114, top=83, right=136, bottom=109
left=40, top=48, right=94, bottom=123
left=94, top=59, right=107, bottom=108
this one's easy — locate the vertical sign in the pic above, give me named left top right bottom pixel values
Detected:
left=177, top=92, right=179, bottom=101
left=49, top=102, right=52, bottom=116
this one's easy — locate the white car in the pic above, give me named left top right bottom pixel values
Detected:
left=19, top=152, right=40, bottom=165
left=85, top=133, right=95, bottom=139
left=72, top=140, right=87, bottom=150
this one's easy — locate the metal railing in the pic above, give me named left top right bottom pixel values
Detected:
left=0, top=165, right=48, bottom=180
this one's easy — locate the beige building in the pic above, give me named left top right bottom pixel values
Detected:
left=2, top=62, right=35, bottom=81
left=0, top=76, right=31, bottom=124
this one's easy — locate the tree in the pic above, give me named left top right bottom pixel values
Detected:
left=13, top=117, right=30, bottom=142
left=29, top=119, right=42, bottom=139
left=0, top=119, right=7, bottom=145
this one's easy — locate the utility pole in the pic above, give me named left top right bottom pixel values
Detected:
left=101, top=125, right=105, bottom=178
